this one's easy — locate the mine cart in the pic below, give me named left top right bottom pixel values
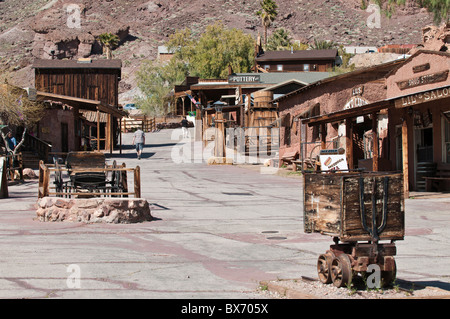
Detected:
left=303, top=171, right=405, bottom=288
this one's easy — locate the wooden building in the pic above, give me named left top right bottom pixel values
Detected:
left=255, top=49, right=339, bottom=73
left=32, top=59, right=126, bottom=153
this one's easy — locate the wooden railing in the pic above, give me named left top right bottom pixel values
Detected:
left=25, top=134, right=52, bottom=162
left=38, top=161, right=141, bottom=199
left=2, top=153, right=24, bottom=181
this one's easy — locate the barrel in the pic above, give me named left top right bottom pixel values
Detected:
left=416, top=162, right=437, bottom=191
left=253, top=91, right=273, bottom=108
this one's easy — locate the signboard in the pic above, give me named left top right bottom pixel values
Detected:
left=0, top=157, right=8, bottom=199
left=396, top=70, right=449, bottom=90
left=320, top=154, right=348, bottom=172
left=344, top=96, right=369, bottom=110
left=395, top=86, right=450, bottom=108
left=228, top=75, right=261, bottom=84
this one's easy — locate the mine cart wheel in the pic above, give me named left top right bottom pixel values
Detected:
left=381, top=260, right=397, bottom=288
left=317, top=252, right=334, bottom=284
left=331, top=254, right=353, bottom=288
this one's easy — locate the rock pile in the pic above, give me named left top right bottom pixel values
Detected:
left=36, top=197, right=153, bottom=224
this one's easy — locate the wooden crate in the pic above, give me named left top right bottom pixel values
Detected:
left=303, top=172, right=404, bottom=242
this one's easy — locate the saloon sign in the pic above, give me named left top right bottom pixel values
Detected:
left=395, top=85, right=450, bottom=108
left=344, top=96, right=369, bottom=110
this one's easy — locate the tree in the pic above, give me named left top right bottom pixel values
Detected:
left=98, top=33, right=119, bottom=60
left=311, top=39, right=339, bottom=50
left=167, top=23, right=255, bottom=79
left=135, top=58, right=188, bottom=116
left=256, top=0, right=278, bottom=47
left=0, top=81, right=43, bottom=154
left=266, top=28, right=293, bottom=51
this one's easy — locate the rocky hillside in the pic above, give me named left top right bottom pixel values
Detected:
left=0, top=0, right=436, bottom=102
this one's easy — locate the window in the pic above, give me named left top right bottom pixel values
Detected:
left=443, top=114, right=450, bottom=163
left=264, top=65, right=270, bottom=71
left=303, top=64, right=310, bottom=72
left=277, top=64, right=283, bottom=71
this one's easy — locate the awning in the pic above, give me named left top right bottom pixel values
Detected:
left=36, top=91, right=128, bottom=118
left=301, top=100, right=393, bottom=127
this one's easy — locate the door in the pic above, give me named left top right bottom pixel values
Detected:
left=61, top=123, right=69, bottom=153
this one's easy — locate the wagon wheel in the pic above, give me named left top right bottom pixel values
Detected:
left=331, top=254, right=353, bottom=288
left=309, top=144, right=321, bottom=165
left=54, top=162, right=63, bottom=196
left=381, top=259, right=397, bottom=288
left=110, top=160, right=122, bottom=194
left=317, top=251, right=335, bottom=284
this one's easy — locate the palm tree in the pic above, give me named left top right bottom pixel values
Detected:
left=266, top=28, right=292, bottom=51
left=98, top=33, right=119, bottom=60
left=311, top=39, right=338, bottom=50
left=256, top=0, right=278, bottom=47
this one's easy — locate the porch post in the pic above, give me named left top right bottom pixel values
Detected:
left=345, top=119, right=354, bottom=170
left=402, top=114, right=409, bottom=198
left=372, top=112, right=379, bottom=172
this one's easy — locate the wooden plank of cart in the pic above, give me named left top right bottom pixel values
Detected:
left=303, top=169, right=405, bottom=288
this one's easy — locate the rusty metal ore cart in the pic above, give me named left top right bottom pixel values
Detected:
left=303, top=171, right=405, bottom=288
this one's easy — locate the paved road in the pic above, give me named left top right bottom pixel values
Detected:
left=0, top=129, right=449, bottom=299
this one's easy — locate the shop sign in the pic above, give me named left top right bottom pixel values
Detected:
left=228, top=75, right=261, bottom=84
left=395, top=85, right=450, bottom=108
left=396, top=70, right=449, bottom=90
left=320, top=154, right=348, bottom=171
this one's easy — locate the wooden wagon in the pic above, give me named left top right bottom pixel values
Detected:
left=303, top=171, right=405, bottom=288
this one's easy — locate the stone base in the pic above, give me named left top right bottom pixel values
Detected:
left=36, top=197, right=152, bottom=224
left=207, top=157, right=233, bottom=165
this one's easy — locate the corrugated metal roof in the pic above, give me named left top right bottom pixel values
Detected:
left=236, top=72, right=332, bottom=84
left=32, top=59, right=122, bottom=69
left=256, top=49, right=338, bottom=62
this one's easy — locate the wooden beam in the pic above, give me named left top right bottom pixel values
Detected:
left=345, top=119, right=354, bottom=170
left=402, top=114, right=409, bottom=198
left=320, top=123, right=326, bottom=149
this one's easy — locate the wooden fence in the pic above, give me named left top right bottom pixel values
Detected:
left=122, top=117, right=157, bottom=133
left=2, top=153, right=24, bottom=181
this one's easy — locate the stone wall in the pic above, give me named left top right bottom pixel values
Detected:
left=36, top=197, right=152, bottom=224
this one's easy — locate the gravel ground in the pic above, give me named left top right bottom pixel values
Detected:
left=258, top=277, right=450, bottom=299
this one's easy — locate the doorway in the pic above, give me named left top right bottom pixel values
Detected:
left=415, top=126, right=434, bottom=191
left=61, top=123, right=69, bottom=153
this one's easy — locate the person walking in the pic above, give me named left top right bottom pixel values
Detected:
left=181, top=116, right=189, bottom=139
left=132, top=128, right=145, bottom=160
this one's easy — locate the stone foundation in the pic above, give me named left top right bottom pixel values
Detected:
left=36, top=197, right=152, bottom=224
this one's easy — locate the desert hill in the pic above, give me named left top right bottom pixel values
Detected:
left=0, top=0, right=436, bottom=103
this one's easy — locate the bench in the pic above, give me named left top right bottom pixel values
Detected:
left=292, top=159, right=318, bottom=172
left=281, top=151, right=299, bottom=170
left=424, top=168, right=450, bottom=192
